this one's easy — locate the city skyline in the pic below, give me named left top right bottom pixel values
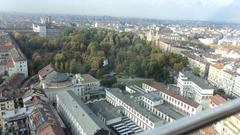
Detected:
left=0, top=0, right=240, bottom=23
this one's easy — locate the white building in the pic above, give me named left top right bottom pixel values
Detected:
left=72, top=74, right=100, bottom=97
left=232, top=75, right=240, bottom=97
left=0, top=39, right=28, bottom=78
left=126, top=85, right=187, bottom=123
left=142, top=82, right=202, bottom=115
left=177, top=71, right=214, bottom=105
left=106, top=88, right=164, bottom=131
left=32, top=23, right=47, bottom=37
left=56, top=91, right=110, bottom=135
left=208, top=63, right=236, bottom=94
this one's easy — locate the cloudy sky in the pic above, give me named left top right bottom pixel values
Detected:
left=0, top=0, right=240, bottom=23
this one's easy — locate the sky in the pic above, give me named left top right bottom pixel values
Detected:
left=0, top=0, right=240, bottom=23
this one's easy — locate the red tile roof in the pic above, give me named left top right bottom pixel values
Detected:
left=144, top=81, right=199, bottom=108
left=210, top=95, right=226, bottom=106
left=211, top=63, right=224, bottom=70
left=39, top=125, right=65, bottom=135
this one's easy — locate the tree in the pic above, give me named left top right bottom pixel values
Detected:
left=192, top=67, right=200, bottom=76
left=174, top=62, right=184, bottom=72
left=116, top=64, right=124, bottom=73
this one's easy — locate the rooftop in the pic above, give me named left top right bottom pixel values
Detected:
left=155, top=103, right=187, bottom=120
left=107, top=88, right=164, bottom=124
left=181, top=71, right=214, bottom=89
left=56, top=91, right=108, bottom=134
left=87, top=100, right=122, bottom=121
left=144, top=92, right=162, bottom=102
left=144, top=81, right=199, bottom=108
left=210, top=95, right=227, bottom=105
left=38, top=64, right=54, bottom=78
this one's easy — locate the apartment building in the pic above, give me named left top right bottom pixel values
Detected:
left=182, top=51, right=209, bottom=78
left=0, top=98, right=15, bottom=128
left=209, top=95, right=240, bottom=135
left=208, top=63, right=236, bottom=94
left=177, top=71, right=214, bottom=105
left=232, top=75, right=240, bottom=97
left=0, top=35, right=28, bottom=78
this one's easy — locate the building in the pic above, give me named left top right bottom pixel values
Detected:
left=56, top=91, right=110, bottom=135
left=126, top=85, right=187, bottom=123
left=208, top=95, right=240, bottom=135
left=32, top=23, right=47, bottom=37
left=0, top=34, right=28, bottom=78
left=2, top=88, right=65, bottom=135
left=177, top=71, right=214, bottom=105
left=87, top=100, right=122, bottom=126
left=208, top=63, right=236, bottom=94
left=232, top=75, right=240, bottom=97
left=38, top=65, right=100, bottom=102
left=0, top=98, right=15, bottom=128
left=106, top=88, right=165, bottom=131
left=142, top=81, right=202, bottom=115
left=72, top=74, right=100, bottom=97
left=182, top=51, right=209, bottom=78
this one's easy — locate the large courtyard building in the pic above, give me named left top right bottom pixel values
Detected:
left=56, top=91, right=110, bottom=135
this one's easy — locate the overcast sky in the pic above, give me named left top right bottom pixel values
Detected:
left=0, top=0, right=240, bottom=23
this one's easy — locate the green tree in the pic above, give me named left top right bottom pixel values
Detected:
left=192, top=67, right=200, bottom=76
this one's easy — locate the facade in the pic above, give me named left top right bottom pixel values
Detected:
left=0, top=99, right=15, bottom=128
left=2, top=88, right=65, bottom=135
left=177, top=71, right=214, bottom=105
left=56, top=91, right=110, bottom=135
left=142, top=81, right=202, bottom=115
left=209, top=95, right=240, bottom=135
left=208, top=63, right=236, bottom=94
left=0, top=39, right=28, bottom=78
left=72, top=74, right=100, bottom=97
left=232, top=75, right=240, bottom=97
left=106, top=88, right=164, bottom=131
left=182, top=51, right=209, bottom=78
left=32, top=23, right=47, bottom=37
left=126, top=85, right=187, bottom=123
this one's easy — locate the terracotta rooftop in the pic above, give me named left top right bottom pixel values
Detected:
left=211, top=63, right=224, bottom=70
left=210, top=95, right=227, bottom=106
left=39, top=125, right=65, bottom=135
left=5, top=56, right=14, bottom=68
left=38, top=64, right=54, bottom=78
left=0, top=42, right=14, bottom=52
left=200, top=126, right=217, bottom=134
left=144, top=81, right=199, bottom=108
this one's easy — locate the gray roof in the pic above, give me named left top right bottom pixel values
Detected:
left=144, top=92, right=162, bottom=102
left=56, top=91, right=108, bottom=135
left=107, top=88, right=164, bottom=124
left=181, top=71, right=213, bottom=89
left=87, top=100, right=122, bottom=121
left=155, top=103, right=187, bottom=120
left=45, top=71, right=69, bottom=83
